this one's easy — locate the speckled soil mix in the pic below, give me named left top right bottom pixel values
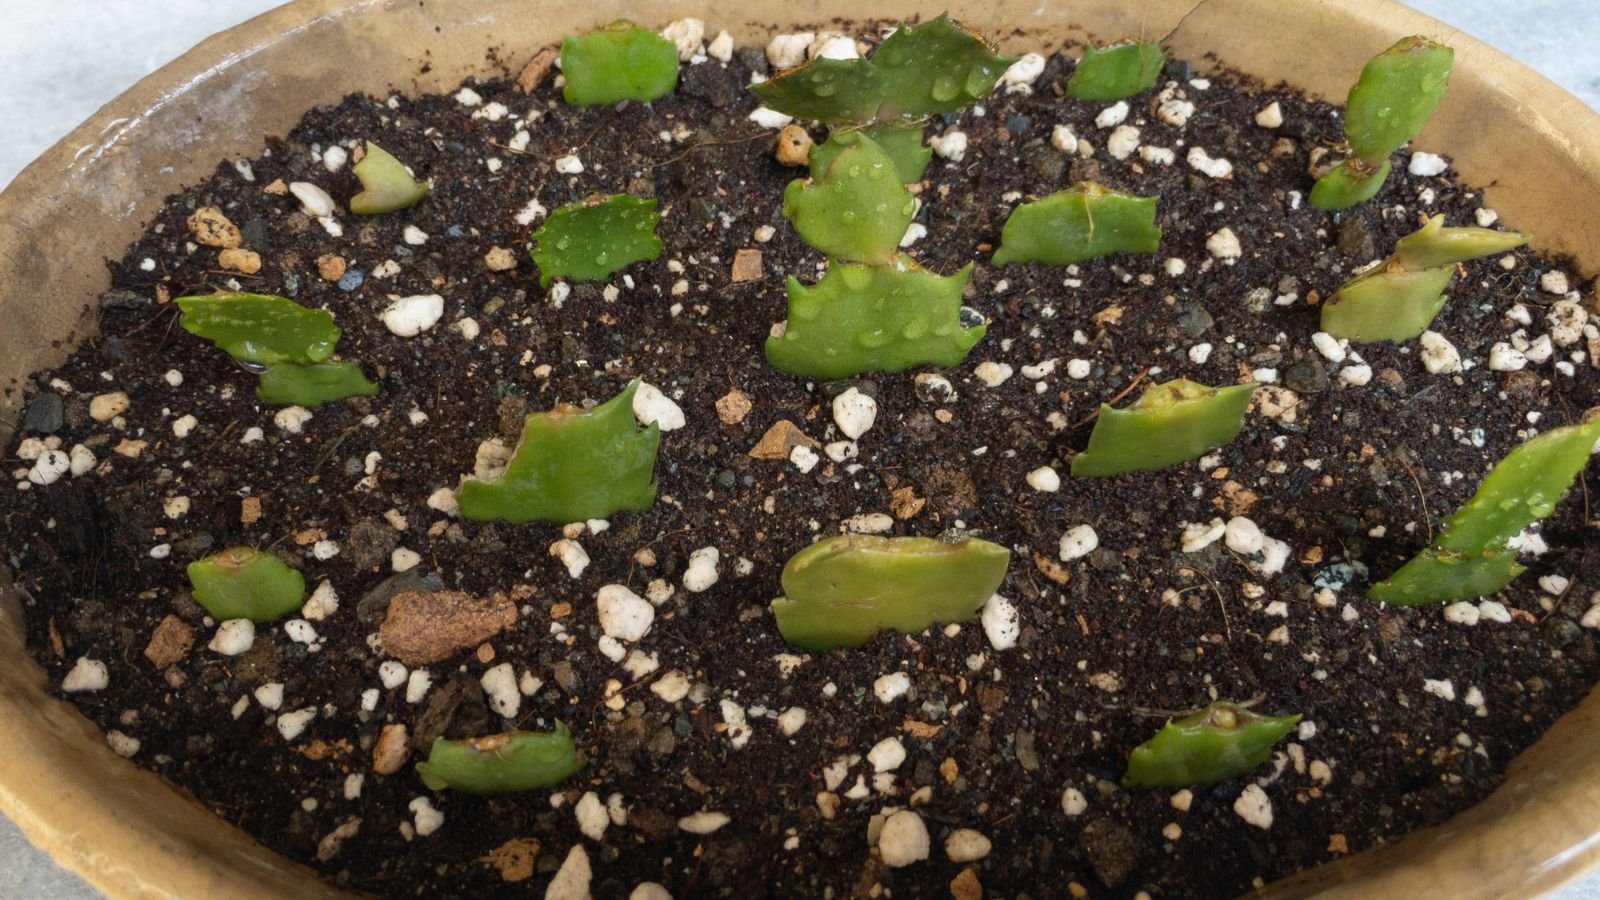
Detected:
left=5, top=23, right=1600, bottom=900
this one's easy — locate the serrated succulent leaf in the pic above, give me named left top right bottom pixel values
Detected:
left=1065, top=41, right=1168, bottom=101
left=871, top=14, right=1015, bottom=119
left=177, top=291, right=340, bottom=365
left=1123, top=703, right=1301, bottom=788
left=1071, top=380, right=1255, bottom=477
left=529, top=194, right=662, bottom=288
left=993, top=182, right=1162, bottom=266
left=783, top=132, right=915, bottom=264
left=771, top=535, right=1011, bottom=650
left=1368, top=549, right=1525, bottom=606
left=766, top=257, right=983, bottom=379
left=1320, top=264, right=1452, bottom=343
left=752, top=58, right=886, bottom=124
left=186, top=547, right=305, bottom=623
left=1435, top=420, right=1600, bottom=554
left=256, top=362, right=378, bottom=407
left=1393, top=214, right=1531, bottom=270
left=560, top=20, right=679, bottom=106
left=416, top=725, right=585, bottom=794
left=810, top=122, right=932, bottom=184
left=1345, top=36, right=1453, bottom=163
left=350, top=142, right=428, bottom=215
left=1309, top=158, right=1393, bottom=211
left=457, top=381, right=660, bottom=524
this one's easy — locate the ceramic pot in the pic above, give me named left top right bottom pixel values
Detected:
left=1, top=1, right=1597, bottom=897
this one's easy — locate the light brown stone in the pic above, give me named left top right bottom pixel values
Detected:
left=262, top=178, right=288, bottom=195
left=217, top=248, right=261, bottom=274
left=379, top=590, right=518, bottom=666
left=143, top=615, right=194, bottom=669
left=950, top=867, right=983, bottom=900
left=372, top=723, right=409, bottom=775
left=481, top=838, right=540, bottom=882
left=240, top=496, right=262, bottom=525
left=516, top=47, right=559, bottom=93
left=890, top=487, right=926, bottom=520
left=730, top=248, right=763, bottom=283
left=484, top=247, right=518, bottom=271
left=716, top=389, right=752, bottom=425
left=748, top=419, right=817, bottom=460
left=775, top=124, right=813, bottom=167
left=186, top=207, right=241, bottom=249
left=316, top=254, right=346, bottom=281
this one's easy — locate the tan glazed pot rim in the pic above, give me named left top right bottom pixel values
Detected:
left=2, top=1, right=1598, bottom=897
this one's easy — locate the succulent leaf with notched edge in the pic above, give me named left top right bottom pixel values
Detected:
left=350, top=142, right=428, bottom=215
left=256, top=362, right=379, bottom=407
left=560, top=20, right=679, bottom=106
left=1065, top=41, right=1167, bottom=101
left=176, top=291, right=341, bottom=366
left=771, top=535, right=1011, bottom=650
left=1123, top=702, right=1301, bottom=788
left=993, top=182, right=1162, bottom=266
left=528, top=194, right=662, bottom=288
left=416, top=724, right=585, bottom=794
left=807, top=121, right=932, bottom=184
left=457, top=381, right=660, bottom=524
left=1071, top=379, right=1256, bottom=477
left=782, top=132, right=916, bottom=264
left=186, top=547, right=306, bottom=623
left=751, top=58, right=886, bottom=124
left=765, top=256, right=983, bottom=379
left=870, top=14, right=1016, bottom=119
left=1367, top=549, right=1526, bottom=606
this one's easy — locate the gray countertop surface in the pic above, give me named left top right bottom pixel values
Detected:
left=1, top=1, right=1597, bottom=897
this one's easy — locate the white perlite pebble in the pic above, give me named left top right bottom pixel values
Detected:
left=678, top=811, right=731, bottom=835
left=778, top=707, right=808, bottom=736
left=402, top=225, right=429, bottom=246
left=1061, top=787, right=1088, bottom=816
left=1206, top=227, right=1242, bottom=261
left=1255, top=101, right=1283, bottom=128
left=481, top=663, right=522, bottom=719
left=1419, top=331, right=1464, bottom=374
left=379, top=660, right=409, bottom=689
left=1051, top=125, right=1078, bottom=153
left=546, top=845, right=592, bottom=900
left=322, top=145, right=348, bottom=172
left=1188, top=343, right=1213, bottom=364
left=289, top=182, right=336, bottom=218
left=1095, top=101, right=1129, bottom=128
left=597, top=584, right=655, bottom=642
left=868, top=736, right=907, bottom=772
left=877, top=810, right=930, bottom=867
left=254, top=682, right=284, bottom=710
left=1224, top=516, right=1265, bottom=554
left=683, top=546, right=721, bottom=592
left=409, top=796, right=445, bottom=837
left=766, top=32, right=814, bottom=69
left=171, top=414, right=198, bottom=438
left=981, top=594, right=1020, bottom=651
left=1338, top=364, right=1373, bottom=387
left=1002, top=53, right=1046, bottom=92
left=576, top=791, right=609, bottom=841
left=846, top=513, right=894, bottom=534
left=27, top=450, right=70, bottom=486
left=209, top=620, right=256, bottom=656
left=748, top=107, right=794, bottom=129
left=1443, top=602, right=1480, bottom=626
left=61, top=657, right=109, bottom=692
left=106, top=731, right=141, bottom=758
left=163, top=496, right=191, bottom=519
left=1541, top=270, right=1571, bottom=295
left=554, top=154, right=584, bottom=174
left=874, top=671, right=911, bottom=703
left=303, top=580, right=339, bottom=621
left=1066, top=358, right=1092, bottom=379
left=1548, top=300, right=1588, bottom=346
left=1311, top=332, right=1347, bottom=363
left=1106, top=125, right=1141, bottom=160
left=720, top=700, right=751, bottom=749
left=89, top=391, right=130, bottom=422
left=68, top=445, right=96, bottom=477
left=632, top=382, right=686, bottom=432
left=382, top=294, right=445, bottom=337
left=427, top=487, right=460, bottom=516
left=789, top=445, right=820, bottom=473
left=1059, top=524, right=1099, bottom=561
left=1478, top=600, right=1512, bottom=624
left=810, top=33, right=859, bottom=61
left=1488, top=343, right=1527, bottom=371
left=284, top=619, right=318, bottom=645
left=391, top=548, right=422, bottom=572
left=832, top=388, right=878, bottom=439
left=1408, top=151, right=1449, bottom=176
left=660, top=18, right=705, bottom=61
left=1233, top=784, right=1274, bottom=829
left=1026, top=466, right=1060, bottom=492
left=651, top=671, right=691, bottom=703
left=707, top=30, right=734, bottom=63
left=1187, top=147, right=1233, bottom=179
left=406, top=668, right=434, bottom=704
left=1158, top=99, right=1195, bottom=127
left=974, top=361, right=1013, bottom=387
left=550, top=539, right=590, bottom=579
left=1424, top=678, right=1457, bottom=701
left=930, top=130, right=968, bottom=161
left=1181, top=518, right=1227, bottom=552
left=277, top=708, right=317, bottom=742
left=945, top=829, right=992, bottom=863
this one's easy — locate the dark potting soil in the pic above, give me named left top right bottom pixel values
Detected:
left=4, top=32, right=1600, bottom=900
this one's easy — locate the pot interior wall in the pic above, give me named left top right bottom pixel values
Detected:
left=0, top=1, right=1597, bottom=897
